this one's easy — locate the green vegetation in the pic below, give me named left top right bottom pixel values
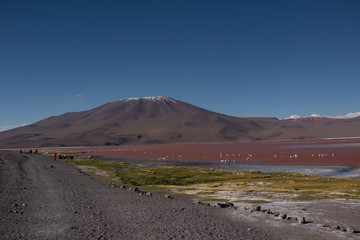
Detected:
left=65, top=158, right=360, bottom=202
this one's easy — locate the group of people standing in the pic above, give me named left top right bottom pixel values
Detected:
left=19, top=149, right=38, bottom=154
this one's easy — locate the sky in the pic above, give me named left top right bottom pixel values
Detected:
left=1, top=0, right=360, bottom=131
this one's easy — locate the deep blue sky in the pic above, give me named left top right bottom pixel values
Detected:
left=1, top=0, right=359, bottom=131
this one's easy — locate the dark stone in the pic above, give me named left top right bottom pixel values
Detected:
left=217, top=203, right=228, bottom=208
left=225, top=202, right=234, bottom=207
left=217, top=202, right=234, bottom=208
left=280, top=214, right=287, bottom=219
left=250, top=205, right=261, bottom=211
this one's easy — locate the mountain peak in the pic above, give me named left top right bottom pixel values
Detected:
left=119, top=96, right=177, bottom=103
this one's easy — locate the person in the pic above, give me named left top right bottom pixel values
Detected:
left=54, top=153, right=57, bottom=160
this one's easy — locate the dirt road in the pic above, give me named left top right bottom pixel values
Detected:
left=2, top=151, right=355, bottom=240
left=0, top=151, right=282, bottom=239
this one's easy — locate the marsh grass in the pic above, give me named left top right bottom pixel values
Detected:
left=65, top=158, right=360, bottom=202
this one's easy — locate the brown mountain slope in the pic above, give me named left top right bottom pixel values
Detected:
left=0, top=96, right=360, bottom=148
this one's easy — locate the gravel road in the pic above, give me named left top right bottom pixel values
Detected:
left=0, top=151, right=282, bottom=240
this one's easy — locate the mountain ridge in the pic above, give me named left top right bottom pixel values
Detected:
left=1, top=96, right=360, bottom=148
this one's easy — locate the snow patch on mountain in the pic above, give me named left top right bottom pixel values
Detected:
left=119, top=96, right=177, bottom=103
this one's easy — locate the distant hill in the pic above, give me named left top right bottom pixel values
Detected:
left=1, top=96, right=360, bottom=148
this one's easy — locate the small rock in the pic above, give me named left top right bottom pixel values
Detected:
left=217, top=203, right=229, bottom=208
left=274, top=212, right=279, bottom=217
left=266, top=209, right=271, bottom=214
left=347, top=227, right=355, bottom=233
left=243, top=207, right=249, bottom=210
left=339, top=226, right=346, bottom=231
left=165, top=194, right=172, bottom=199
left=331, top=225, right=339, bottom=230
left=250, top=205, right=261, bottom=211
left=322, top=224, right=330, bottom=228
left=145, top=192, right=152, bottom=197
left=287, top=217, right=293, bottom=220
left=247, top=228, right=251, bottom=231
left=298, top=216, right=306, bottom=224
left=225, top=202, right=234, bottom=207
left=280, top=214, right=287, bottom=219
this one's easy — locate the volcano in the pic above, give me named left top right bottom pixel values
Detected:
left=1, top=96, right=360, bottom=148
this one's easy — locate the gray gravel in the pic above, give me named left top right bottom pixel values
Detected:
left=0, top=150, right=342, bottom=240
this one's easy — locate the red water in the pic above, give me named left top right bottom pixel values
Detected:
left=24, top=138, right=360, bottom=166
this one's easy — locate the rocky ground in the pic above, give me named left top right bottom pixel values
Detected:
left=0, top=151, right=359, bottom=240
